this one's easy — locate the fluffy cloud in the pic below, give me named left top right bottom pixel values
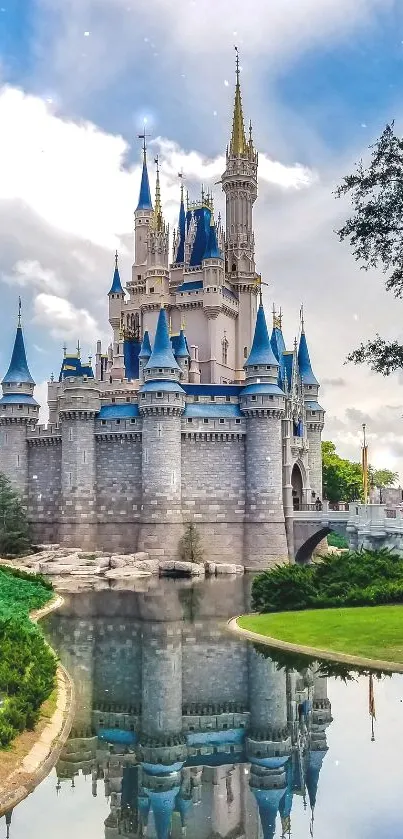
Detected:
left=3, top=260, right=67, bottom=296
left=33, top=293, right=99, bottom=343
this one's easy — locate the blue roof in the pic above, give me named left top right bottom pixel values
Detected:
left=145, top=308, right=181, bottom=372
left=176, top=280, right=203, bottom=293
left=305, top=400, right=324, bottom=411
left=298, top=330, right=319, bottom=386
left=173, top=329, right=190, bottom=358
left=143, top=788, right=180, bottom=839
left=124, top=338, right=141, bottom=380
left=59, top=356, right=94, bottom=381
left=108, top=266, right=124, bottom=295
left=184, top=384, right=242, bottom=396
left=245, top=305, right=279, bottom=368
left=139, top=330, right=152, bottom=359
left=203, top=221, right=222, bottom=260
left=187, top=206, right=212, bottom=266
left=252, top=787, right=285, bottom=839
left=136, top=155, right=153, bottom=211
left=271, top=326, right=286, bottom=362
left=241, top=382, right=284, bottom=396
left=0, top=393, right=39, bottom=406
left=174, top=193, right=186, bottom=264
left=184, top=403, right=241, bottom=418
left=140, top=379, right=185, bottom=393
left=306, top=749, right=327, bottom=810
left=98, top=404, right=140, bottom=419
left=3, top=326, right=35, bottom=385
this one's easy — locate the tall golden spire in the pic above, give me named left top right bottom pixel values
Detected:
left=153, top=155, right=163, bottom=231
left=230, top=46, right=248, bottom=157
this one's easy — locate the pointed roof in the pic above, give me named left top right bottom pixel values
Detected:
left=229, top=48, right=248, bottom=157
left=3, top=309, right=35, bottom=385
left=148, top=788, right=180, bottom=839
left=306, top=749, right=327, bottom=811
left=298, top=320, right=319, bottom=386
left=108, top=251, right=124, bottom=295
left=136, top=147, right=153, bottom=211
left=245, top=304, right=279, bottom=368
left=253, top=787, right=284, bottom=839
left=175, top=329, right=190, bottom=359
left=139, top=330, right=152, bottom=359
left=203, top=217, right=222, bottom=260
left=145, top=308, right=180, bottom=371
left=175, top=184, right=186, bottom=264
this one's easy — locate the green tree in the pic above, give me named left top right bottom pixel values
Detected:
left=335, top=123, right=403, bottom=374
left=0, top=473, right=31, bottom=556
left=368, top=467, right=398, bottom=490
left=178, top=522, right=204, bottom=564
left=322, top=441, right=363, bottom=503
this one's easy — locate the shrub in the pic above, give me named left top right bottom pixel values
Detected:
left=251, top=548, right=403, bottom=613
left=0, top=473, right=31, bottom=556
left=327, top=532, right=349, bottom=549
left=178, top=522, right=204, bottom=564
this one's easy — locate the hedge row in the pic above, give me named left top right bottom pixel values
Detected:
left=252, top=548, right=403, bottom=613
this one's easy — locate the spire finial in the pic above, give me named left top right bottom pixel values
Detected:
left=77, top=339, right=81, bottom=358
left=115, top=250, right=118, bottom=270
left=63, top=342, right=67, bottom=357
left=178, top=171, right=184, bottom=202
left=138, top=124, right=150, bottom=162
left=230, top=46, right=248, bottom=157
left=153, top=155, right=163, bottom=231
left=300, top=304, right=305, bottom=333
left=18, top=296, right=21, bottom=327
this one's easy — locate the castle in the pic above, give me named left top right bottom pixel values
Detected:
left=0, top=56, right=324, bottom=568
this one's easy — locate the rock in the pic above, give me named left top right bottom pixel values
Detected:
left=215, top=563, right=244, bottom=575
left=98, top=557, right=111, bottom=569
left=133, top=552, right=149, bottom=562
left=104, top=567, right=152, bottom=579
left=110, top=556, right=127, bottom=569
left=158, top=560, right=205, bottom=577
left=206, top=562, right=217, bottom=575
left=134, top=560, right=160, bottom=574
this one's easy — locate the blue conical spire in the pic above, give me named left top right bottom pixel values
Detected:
left=136, top=144, right=153, bottom=211
left=203, top=217, right=222, bottom=260
left=298, top=314, right=319, bottom=386
left=252, top=788, right=284, bottom=839
left=145, top=308, right=180, bottom=371
left=108, top=250, right=124, bottom=295
left=3, top=303, right=35, bottom=385
left=245, top=303, right=279, bottom=368
left=175, top=329, right=189, bottom=359
left=139, top=330, right=152, bottom=359
left=148, top=788, right=180, bottom=839
left=306, top=749, right=327, bottom=812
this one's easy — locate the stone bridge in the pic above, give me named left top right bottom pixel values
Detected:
left=292, top=503, right=403, bottom=563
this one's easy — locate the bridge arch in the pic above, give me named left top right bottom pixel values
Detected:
left=294, top=526, right=332, bottom=565
left=291, top=462, right=304, bottom=511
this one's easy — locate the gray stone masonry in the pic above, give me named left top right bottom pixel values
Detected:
left=307, top=427, right=323, bottom=499
left=244, top=415, right=288, bottom=569
left=0, top=419, right=31, bottom=495
left=59, top=415, right=98, bottom=549
left=141, top=621, right=183, bottom=737
left=27, top=440, right=61, bottom=536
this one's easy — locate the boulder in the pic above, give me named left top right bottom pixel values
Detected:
left=104, top=567, right=152, bottom=579
left=215, top=563, right=244, bottom=575
left=206, top=562, right=217, bottom=576
left=133, top=552, right=149, bottom=562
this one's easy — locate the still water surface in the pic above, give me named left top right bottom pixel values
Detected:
left=2, top=576, right=403, bottom=839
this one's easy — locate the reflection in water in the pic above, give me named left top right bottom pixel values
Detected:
left=3, top=577, right=391, bottom=839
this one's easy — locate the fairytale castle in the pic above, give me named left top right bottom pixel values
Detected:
left=0, top=57, right=324, bottom=568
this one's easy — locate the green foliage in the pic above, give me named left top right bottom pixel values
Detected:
left=178, top=522, right=204, bottom=564
left=322, top=440, right=363, bottom=502
left=0, top=567, right=55, bottom=748
left=327, top=531, right=349, bottom=549
left=335, top=123, right=403, bottom=374
left=368, top=467, right=398, bottom=489
left=251, top=547, right=403, bottom=614
left=0, top=473, right=32, bottom=556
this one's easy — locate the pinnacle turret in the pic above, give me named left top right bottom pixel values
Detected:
left=139, top=330, right=152, bottom=360
left=298, top=309, right=319, bottom=386
left=108, top=251, right=124, bottom=295
left=2, top=300, right=35, bottom=386
left=245, top=303, right=279, bottom=369
left=229, top=47, right=248, bottom=158
left=203, top=216, right=222, bottom=260
left=136, top=135, right=153, bottom=211
left=145, top=308, right=180, bottom=373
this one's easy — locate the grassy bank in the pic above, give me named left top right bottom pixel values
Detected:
left=0, top=566, right=56, bottom=748
left=238, top=606, right=403, bottom=664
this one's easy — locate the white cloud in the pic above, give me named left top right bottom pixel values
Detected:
left=3, top=259, right=67, bottom=295
left=33, top=293, right=99, bottom=343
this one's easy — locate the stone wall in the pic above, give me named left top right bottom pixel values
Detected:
left=182, top=628, right=248, bottom=706
left=27, top=440, right=61, bottom=543
left=95, top=433, right=142, bottom=551
left=307, top=427, right=323, bottom=499
left=181, top=434, right=245, bottom=562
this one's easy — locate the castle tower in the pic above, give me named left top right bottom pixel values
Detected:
left=271, top=308, right=294, bottom=557
left=145, top=156, right=170, bottom=299
left=0, top=301, right=39, bottom=494
left=138, top=330, right=152, bottom=382
left=298, top=310, right=324, bottom=500
left=221, top=49, right=259, bottom=379
left=133, top=136, right=153, bottom=284
left=138, top=307, right=185, bottom=558
left=175, top=328, right=190, bottom=383
left=58, top=364, right=101, bottom=548
left=241, top=301, right=289, bottom=568
left=108, top=251, right=126, bottom=380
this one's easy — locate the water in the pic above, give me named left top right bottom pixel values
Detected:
left=2, top=576, right=403, bottom=839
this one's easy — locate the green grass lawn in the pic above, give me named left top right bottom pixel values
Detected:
left=238, top=606, right=403, bottom=664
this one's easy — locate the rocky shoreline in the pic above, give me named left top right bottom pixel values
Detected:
left=3, top=546, right=245, bottom=583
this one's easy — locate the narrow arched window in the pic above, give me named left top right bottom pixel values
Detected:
left=222, top=335, right=229, bottom=366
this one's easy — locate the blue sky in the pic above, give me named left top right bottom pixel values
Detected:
left=0, top=0, right=403, bottom=471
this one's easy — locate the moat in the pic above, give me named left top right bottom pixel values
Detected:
left=2, top=576, right=403, bottom=838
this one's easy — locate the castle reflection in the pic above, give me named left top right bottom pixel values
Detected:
left=45, top=578, right=333, bottom=839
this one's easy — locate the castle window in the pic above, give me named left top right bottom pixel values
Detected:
left=141, top=393, right=146, bottom=399
left=251, top=395, right=257, bottom=401
left=156, top=392, right=163, bottom=398
left=187, top=418, right=193, bottom=423
left=138, top=274, right=141, bottom=280
left=171, top=369, right=175, bottom=374
left=226, top=396, right=231, bottom=402
left=101, top=420, right=106, bottom=426
left=222, top=335, right=229, bottom=366
left=219, top=419, right=225, bottom=424
left=150, top=287, right=154, bottom=293
left=203, top=418, right=209, bottom=424
left=235, top=419, right=241, bottom=424
left=175, top=393, right=180, bottom=399
left=16, top=454, right=20, bottom=467
left=210, top=396, right=215, bottom=402
left=126, top=397, right=130, bottom=403
left=18, top=404, right=22, bottom=410
left=159, top=369, right=163, bottom=373
left=130, top=419, right=136, bottom=424
left=194, top=395, right=199, bottom=402
left=243, top=346, right=248, bottom=359
left=308, top=385, right=312, bottom=389
left=83, top=450, right=86, bottom=464
left=231, top=263, right=236, bottom=272
left=116, top=420, right=121, bottom=425
left=69, top=428, right=73, bottom=441
left=112, top=398, right=116, bottom=403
